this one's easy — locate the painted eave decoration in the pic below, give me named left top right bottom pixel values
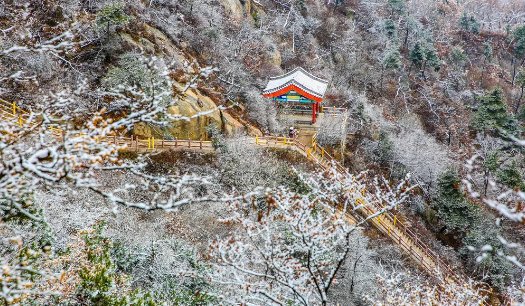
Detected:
left=263, top=67, right=329, bottom=102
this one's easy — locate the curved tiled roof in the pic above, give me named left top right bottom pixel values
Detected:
left=263, top=67, right=329, bottom=100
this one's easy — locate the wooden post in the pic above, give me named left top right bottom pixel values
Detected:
left=255, top=135, right=259, bottom=145
left=311, top=102, right=316, bottom=124
left=18, top=115, right=23, bottom=127
left=175, top=138, right=178, bottom=147
left=161, top=139, right=164, bottom=149
left=200, top=140, right=202, bottom=150
left=152, top=137, right=155, bottom=150
left=135, top=136, right=139, bottom=152
left=393, top=215, right=397, bottom=227
left=12, top=102, right=16, bottom=116
left=188, top=139, right=191, bottom=148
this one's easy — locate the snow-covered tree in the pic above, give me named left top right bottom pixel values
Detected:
left=208, top=170, right=413, bottom=305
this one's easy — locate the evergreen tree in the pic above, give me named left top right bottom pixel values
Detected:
left=472, top=88, right=515, bottom=135
left=497, top=161, right=525, bottom=190
left=483, top=42, right=493, bottom=63
left=449, top=47, right=468, bottom=68
left=513, top=25, right=525, bottom=60
left=480, top=42, right=493, bottom=85
left=511, top=25, right=525, bottom=84
left=383, top=47, right=401, bottom=70
left=380, top=46, right=401, bottom=89
left=409, top=42, right=424, bottom=69
left=515, top=69, right=525, bottom=112
left=423, top=44, right=440, bottom=71
left=433, top=170, right=512, bottom=290
left=383, top=19, right=397, bottom=40
left=387, top=0, right=405, bottom=15
left=96, top=3, right=131, bottom=38
left=433, top=170, right=482, bottom=233
left=409, top=41, right=440, bottom=78
left=459, top=14, right=480, bottom=34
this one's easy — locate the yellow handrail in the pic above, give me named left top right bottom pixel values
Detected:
left=0, top=99, right=460, bottom=284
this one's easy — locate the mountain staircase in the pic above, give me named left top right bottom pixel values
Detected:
left=0, top=99, right=462, bottom=285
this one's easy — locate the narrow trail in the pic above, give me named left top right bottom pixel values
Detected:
left=1, top=99, right=461, bottom=285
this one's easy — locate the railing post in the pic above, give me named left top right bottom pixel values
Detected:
left=188, top=139, right=191, bottom=148
left=255, top=135, right=259, bottom=145
left=393, top=215, right=397, bottom=226
left=200, top=140, right=202, bottom=149
left=152, top=137, right=155, bottom=150
left=18, top=115, right=23, bottom=127
left=12, top=102, right=16, bottom=116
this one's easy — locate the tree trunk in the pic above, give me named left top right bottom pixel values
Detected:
left=480, top=58, right=487, bottom=87
left=403, top=23, right=409, bottom=50
left=512, top=57, right=517, bottom=86
left=515, top=85, right=525, bottom=113
left=380, top=67, right=385, bottom=91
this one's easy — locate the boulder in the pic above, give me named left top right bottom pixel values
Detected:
left=133, top=84, right=245, bottom=140
left=220, top=0, right=245, bottom=20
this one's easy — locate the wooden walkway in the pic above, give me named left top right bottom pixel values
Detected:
left=0, top=99, right=460, bottom=284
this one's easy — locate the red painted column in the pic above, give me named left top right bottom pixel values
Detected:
left=312, top=102, right=317, bottom=124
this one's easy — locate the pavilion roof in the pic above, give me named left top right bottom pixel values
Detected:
left=263, top=67, right=329, bottom=102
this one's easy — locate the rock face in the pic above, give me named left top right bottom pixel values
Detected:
left=220, top=0, right=248, bottom=20
left=134, top=83, right=245, bottom=140
left=123, top=23, right=252, bottom=140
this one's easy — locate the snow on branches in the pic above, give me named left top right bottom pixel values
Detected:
left=208, top=170, right=413, bottom=305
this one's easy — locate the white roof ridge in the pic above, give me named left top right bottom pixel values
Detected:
left=263, top=79, right=323, bottom=98
left=268, top=67, right=329, bottom=84
left=263, top=67, right=329, bottom=99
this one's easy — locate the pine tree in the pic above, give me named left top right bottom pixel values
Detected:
left=450, top=47, right=468, bottom=68
left=511, top=25, right=525, bottom=84
left=95, top=3, right=131, bottom=38
left=433, top=170, right=481, bottom=232
left=383, top=47, right=401, bottom=70
left=459, top=14, right=480, bottom=34
left=513, top=25, right=525, bottom=60
left=387, top=0, right=405, bottom=15
left=472, top=88, right=515, bottom=135
left=480, top=42, right=493, bottom=85
left=383, top=19, right=397, bottom=40
left=515, top=69, right=525, bottom=112
left=497, top=161, right=525, bottom=191
left=380, top=46, right=402, bottom=89
left=409, top=41, right=440, bottom=78
left=423, top=44, right=441, bottom=71
left=409, top=42, right=424, bottom=70
left=433, top=170, right=512, bottom=290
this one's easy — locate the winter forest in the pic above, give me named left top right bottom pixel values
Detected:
left=1, top=0, right=525, bottom=305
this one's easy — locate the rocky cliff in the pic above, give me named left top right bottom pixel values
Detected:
left=121, top=22, right=249, bottom=140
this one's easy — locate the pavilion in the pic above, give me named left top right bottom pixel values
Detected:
left=263, top=67, right=329, bottom=124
